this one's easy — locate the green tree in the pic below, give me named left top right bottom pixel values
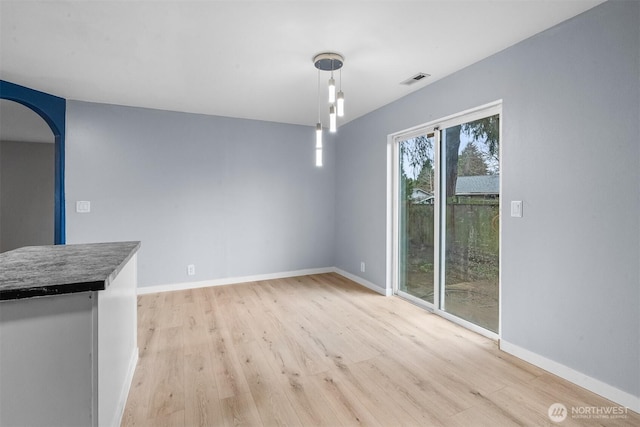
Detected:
left=464, top=115, right=499, bottom=161
left=415, top=161, right=435, bottom=193
left=401, top=135, right=433, bottom=200
left=444, top=126, right=461, bottom=198
left=457, top=142, right=488, bottom=176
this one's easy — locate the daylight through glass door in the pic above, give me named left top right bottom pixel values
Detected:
left=441, top=114, right=500, bottom=332
left=396, top=107, right=500, bottom=334
left=398, top=132, right=437, bottom=303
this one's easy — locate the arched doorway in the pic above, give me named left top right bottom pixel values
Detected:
left=0, top=80, right=66, bottom=246
left=1, top=99, right=55, bottom=251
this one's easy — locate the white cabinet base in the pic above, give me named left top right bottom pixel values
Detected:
left=0, top=254, right=138, bottom=427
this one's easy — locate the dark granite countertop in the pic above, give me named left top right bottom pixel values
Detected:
left=0, top=241, right=141, bottom=301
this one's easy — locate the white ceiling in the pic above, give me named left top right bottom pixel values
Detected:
left=1, top=0, right=604, bottom=132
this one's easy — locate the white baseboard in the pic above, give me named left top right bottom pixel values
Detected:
left=115, top=348, right=139, bottom=427
left=136, top=266, right=390, bottom=297
left=333, top=268, right=391, bottom=296
left=137, top=267, right=335, bottom=295
left=500, top=340, right=640, bottom=413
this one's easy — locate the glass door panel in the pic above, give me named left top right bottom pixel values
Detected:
left=398, top=133, right=436, bottom=303
left=441, top=115, right=499, bottom=332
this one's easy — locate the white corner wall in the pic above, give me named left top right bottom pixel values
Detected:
left=334, top=0, right=639, bottom=409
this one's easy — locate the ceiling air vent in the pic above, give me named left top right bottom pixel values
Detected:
left=401, top=73, right=431, bottom=85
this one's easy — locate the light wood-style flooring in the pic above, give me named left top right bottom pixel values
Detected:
left=122, top=273, right=639, bottom=426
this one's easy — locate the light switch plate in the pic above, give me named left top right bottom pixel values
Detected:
left=76, top=201, right=91, bottom=213
left=511, top=200, right=523, bottom=218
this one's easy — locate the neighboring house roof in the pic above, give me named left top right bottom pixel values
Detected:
left=410, top=175, right=498, bottom=203
left=455, top=175, right=499, bottom=195
left=411, top=188, right=431, bottom=199
left=410, top=188, right=434, bottom=204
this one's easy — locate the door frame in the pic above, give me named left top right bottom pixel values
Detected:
left=1, top=80, right=66, bottom=244
left=386, top=100, right=502, bottom=339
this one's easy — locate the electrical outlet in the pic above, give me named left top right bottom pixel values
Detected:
left=187, top=264, right=195, bottom=276
left=360, top=262, right=365, bottom=273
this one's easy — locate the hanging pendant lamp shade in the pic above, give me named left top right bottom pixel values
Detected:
left=329, top=105, right=337, bottom=133
left=328, top=76, right=336, bottom=103
left=337, top=91, right=345, bottom=117
left=316, top=122, right=322, bottom=148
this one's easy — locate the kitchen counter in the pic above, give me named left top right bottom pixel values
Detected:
left=0, top=241, right=141, bottom=427
left=0, top=241, right=140, bottom=300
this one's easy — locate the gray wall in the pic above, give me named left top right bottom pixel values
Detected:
left=66, top=102, right=335, bottom=287
left=0, top=140, right=55, bottom=252
left=334, top=0, right=639, bottom=398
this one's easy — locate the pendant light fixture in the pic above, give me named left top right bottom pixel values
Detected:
left=329, top=104, right=337, bottom=133
left=315, top=122, right=323, bottom=167
left=315, top=71, right=323, bottom=167
left=328, top=74, right=336, bottom=103
left=337, top=68, right=345, bottom=117
left=313, top=52, right=345, bottom=166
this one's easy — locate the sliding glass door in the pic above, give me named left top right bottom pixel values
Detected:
left=395, top=105, right=500, bottom=335
left=398, top=132, right=436, bottom=303
left=441, top=115, right=500, bottom=332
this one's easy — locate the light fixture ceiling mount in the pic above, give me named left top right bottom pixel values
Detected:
left=313, top=52, right=344, bottom=71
